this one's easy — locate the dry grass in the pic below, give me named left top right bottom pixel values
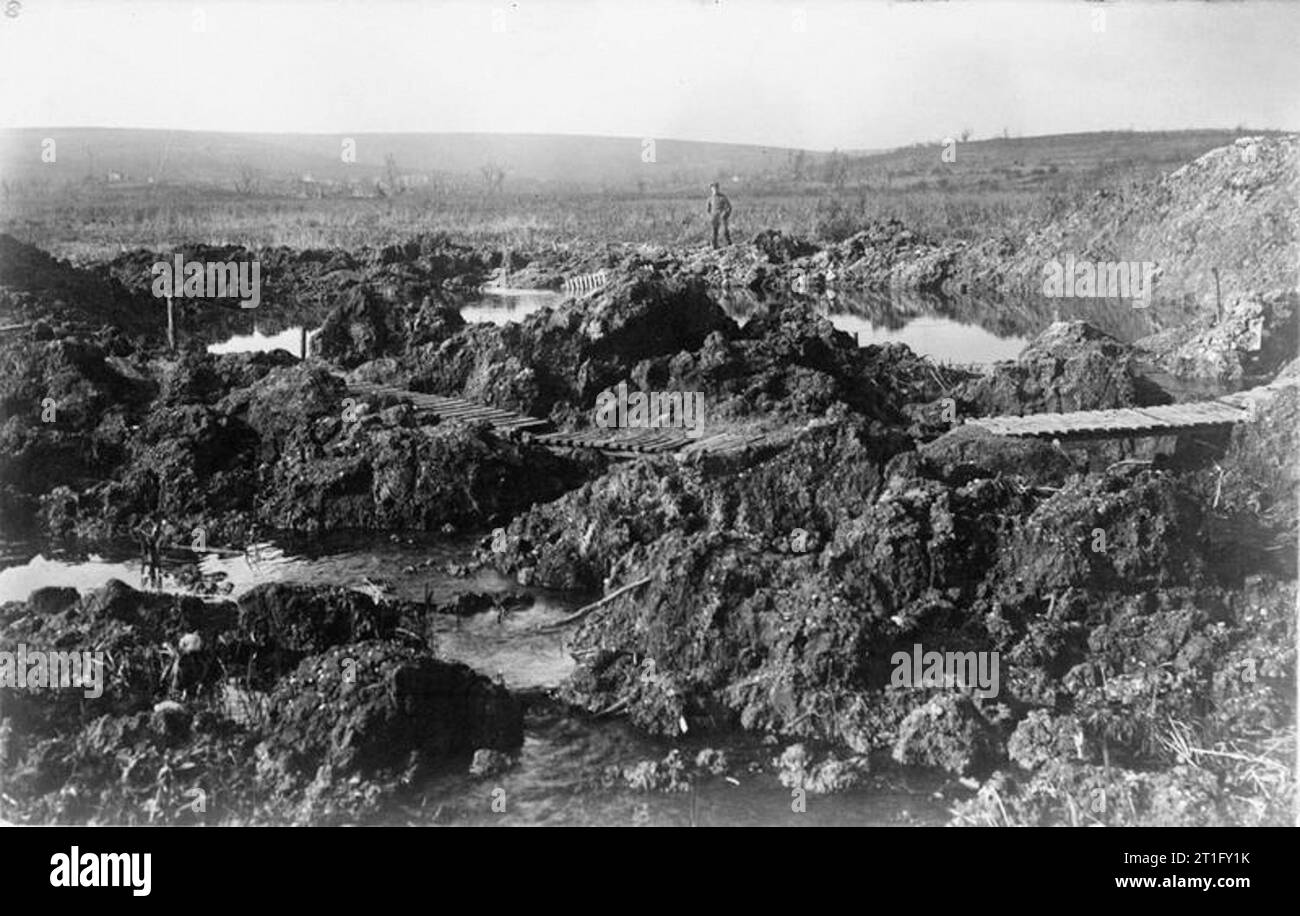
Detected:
left=1, top=179, right=1073, bottom=262
left=1159, top=716, right=1294, bottom=815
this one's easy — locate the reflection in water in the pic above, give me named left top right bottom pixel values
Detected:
left=0, top=552, right=145, bottom=600
left=462, top=288, right=564, bottom=326
left=722, top=285, right=1193, bottom=364
left=0, top=533, right=580, bottom=691
left=207, top=325, right=318, bottom=358
left=199, top=280, right=1194, bottom=370
left=828, top=313, right=1028, bottom=364
left=427, top=713, right=954, bottom=826
left=721, top=287, right=1032, bottom=363
left=458, top=285, right=1181, bottom=366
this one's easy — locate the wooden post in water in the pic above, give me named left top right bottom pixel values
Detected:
left=300, top=326, right=308, bottom=360
left=166, top=296, right=175, bottom=351
left=1212, top=267, right=1222, bottom=323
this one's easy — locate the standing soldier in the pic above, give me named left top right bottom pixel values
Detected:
left=133, top=515, right=166, bottom=587
left=707, top=182, right=732, bottom=249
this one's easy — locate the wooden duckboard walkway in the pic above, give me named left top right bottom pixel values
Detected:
left=535, top=427, right=768, bottom=458
left=354, top=376, right=1286, bottom=452
left=347, top=379, right=764, bottom=457
left=347, top=380, right=551, bottom=432
left=966, top=395, right=1256, bottom=441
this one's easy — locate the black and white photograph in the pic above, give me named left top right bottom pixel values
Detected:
left=0, top=0, right=1296, bottom=864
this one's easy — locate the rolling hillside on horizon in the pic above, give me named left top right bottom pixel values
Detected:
left=0, top=128, right=828, bottom=192
left=0, top=126, right=1287, bottom=200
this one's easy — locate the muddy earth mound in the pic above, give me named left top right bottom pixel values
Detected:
left=0, top=580, right=520, bottom=824
left=615, top=301, right=940, bottom=427
left=321, top=267, right=962, bottom=433
left=952, top=134, right=1299, bottom=311
left=955, top=320, right=1172, bottom=417
left=320, top=273, right=737, bottom=421
left=105, top=233, right=507, bottom=306
left=0, top=335, right=159, bottom=536
left=94, top=234, right=511, bottom=349
left=0, top=234, right=161, bottom=341
left=33, top=357, right=591, bottom=543
left=1136, top=289, right=1299, bottom=383
left=493, top=219, right=960, bottom=297
left=484, top=373, right=1295, bottom=823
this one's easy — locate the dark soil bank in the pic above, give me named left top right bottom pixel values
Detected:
left=0, top=136, right=1295, bottom=825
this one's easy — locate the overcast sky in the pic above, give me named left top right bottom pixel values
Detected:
left=1, top=0, right=1297, bottom=151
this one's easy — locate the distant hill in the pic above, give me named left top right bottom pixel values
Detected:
left=846, top=129, right=1291, bottom=182
left=0, top=126, right=1281, bottom=197
left=0, top=128, right=821, bottom=192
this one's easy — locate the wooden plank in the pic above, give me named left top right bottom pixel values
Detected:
left=1104, top=410, right=1152, bottom=431
left=1130, top=408, right=1178, bottom=428
left=639, top=434, right=687, bottom=451
left=434, top=405, right=492, bottom=417
left=628, top=431, right=677, bottom=449
left=969, top=397, right=1250, bottom=439
left=493, top=417, right=550, bottom=430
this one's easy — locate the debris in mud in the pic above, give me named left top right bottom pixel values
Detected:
left=469, top=748, right=515, bottom=778
left=1137, top=289, right=1298, bottom=382
left=694, top=747, right=730, bottom=777
left=609, top=748, right=694, bottom=793
left=427, top=591, right=534, bottom=618
left=890, top=694, right=1004, bottom=778
left=775, top=743, right=871, bottom=794
left=955, top=320, right=1172, bottom=417
left=0, top=582, right=524, bottom=824
left=255, top=641, right=523, bottom=791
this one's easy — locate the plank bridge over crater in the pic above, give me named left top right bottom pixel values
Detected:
left=964, top=388, right=1279, bottom=441
left=345, top=379, right=763, bottom=457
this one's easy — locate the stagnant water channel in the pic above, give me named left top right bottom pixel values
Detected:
left=0, top=531, right=956, bottom=825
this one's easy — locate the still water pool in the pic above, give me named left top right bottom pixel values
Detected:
left=203, top=282, right=1176, bottom=369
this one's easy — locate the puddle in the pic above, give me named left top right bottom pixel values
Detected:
left=458, top=285, right=1172, bottom=366
left=424, top=714, right=955, bottom=826
left=461, top=288, right=564, bottom=326
left=822, top=312, right=1028, bottom=363
left=0, top=531, right=580, bottom=691
left=199, top=283, right=1181, bottom=369
left=207, top=325, right=319, bottom=358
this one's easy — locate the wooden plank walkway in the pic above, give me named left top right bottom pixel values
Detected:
left=966, top=395, right=1254, bottom=440
left=345, top=378, right=765, bottom=457
left=535, top=427, right=767, bottom=458
left=563, top=271, right=609, bottom=295
left=347, top=380, right=551, bottom=432
left=351, top=376, right=1288, bottom=452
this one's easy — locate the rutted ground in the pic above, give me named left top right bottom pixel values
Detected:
left=0, top=136, right=1295, bottom=824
